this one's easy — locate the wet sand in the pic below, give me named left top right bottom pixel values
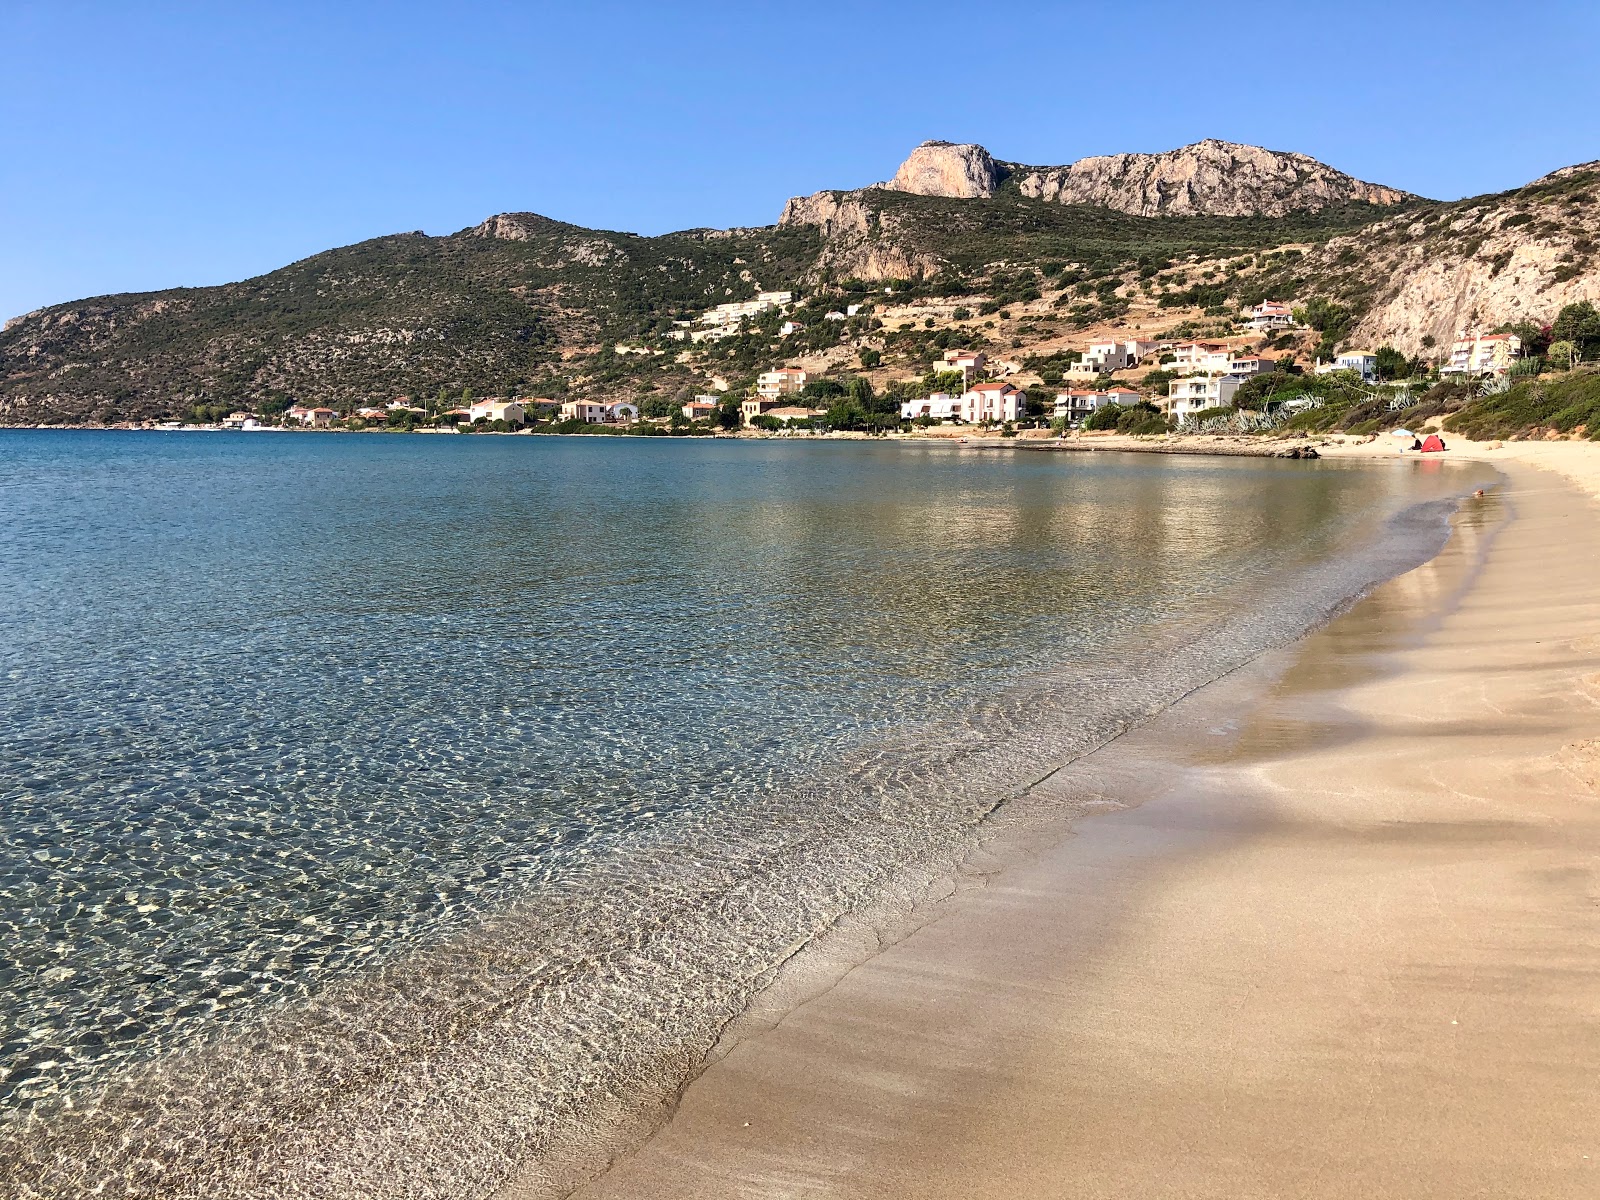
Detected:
left=555, top=461, right=1600, bottom=1199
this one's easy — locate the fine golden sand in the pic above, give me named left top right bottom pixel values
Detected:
left=552, top=453, right=1600, bottom=1200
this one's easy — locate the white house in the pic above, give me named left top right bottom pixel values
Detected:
left=900, top=392, right=961, bottom=421
left=1053, top=387, right=1140, bottom=423
left=560, top=400, right=613, bottom=424
left=1171, top=341, right=1233, bottom=370
left=467, top=398, right=526, bottom=425
left=757, top=367, right=808, bottom=399
left=1315, top=351, right=1379, bottom=382
left=682, top=397, right=719, bottom=421
left=960, top=382, right=1026, bottom=424
left=1226, top=356, right=1276, bottom=378
left=780, top=321, right=806, bottom=336
left=1243, top=300, right=1296, bottom=331
left=1166, top=374, right=1244, bottom=419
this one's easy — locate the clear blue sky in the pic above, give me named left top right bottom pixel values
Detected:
left=4, top=0, right=1598, bottom=322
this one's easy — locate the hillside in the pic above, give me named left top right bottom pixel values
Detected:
left=5, top=139, right=1600, bottom=426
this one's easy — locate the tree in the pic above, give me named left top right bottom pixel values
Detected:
left=1552, top=301, right=1600, bottom=360
left=1374, top=346, right=1409, bottom=381
left=715, top=398, right=742, bottom=430
left=1547, top=340, right=1578, bottom=370
left=859, top=347, right=882, bottom=369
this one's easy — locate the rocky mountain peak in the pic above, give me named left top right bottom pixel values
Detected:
left=881, top=141, right=1001, bottom=200
left=1015, top=138, right=1414, bottom=217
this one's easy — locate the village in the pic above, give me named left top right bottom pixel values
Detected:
left=201, top=295, right=1526, bottom=439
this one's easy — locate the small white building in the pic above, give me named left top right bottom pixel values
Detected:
left=1053, top=387, right=1140, bottom=423
left=467, top=399, right=526, bottom=425
left=1073, top=338, right=1161, bottom=375
left=1226, top=356, right=1276, bottom=378
left=900, top=392, right=961, bottom=421
left=960, top=382, right=1027, bottom=424
left=780, top=321, right=806, bottom=336
left=560, top=400, right=613, bottom=424
left=1243, top=300, right=1296, bottom=331
left=1315, top=351, right=1379, bottom=382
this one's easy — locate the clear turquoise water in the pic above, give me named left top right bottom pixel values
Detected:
left=0, top=431, right=1487, bottom=1197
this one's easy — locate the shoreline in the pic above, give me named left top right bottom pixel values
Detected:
left=551, top=455, right=1600, bottom=1199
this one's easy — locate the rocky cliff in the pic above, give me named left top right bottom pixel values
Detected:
left=881, top=141, right=1001, bottom=199
left=1300, top=165, right=1600, bottom=355
left=781, top=138, right=1414, bottom=228
left=1013, top=139, right=1411, bottom=217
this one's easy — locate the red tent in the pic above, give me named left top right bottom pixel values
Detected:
left=1420, top=434, right=1447, bottom=453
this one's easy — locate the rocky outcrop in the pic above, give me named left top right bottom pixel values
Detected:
left=776, top=190, right=944, bottom=281
left=1013, top=139, right=1412, bottom=217
left=881, top=141, right=1001, bottom=199
left=1331, top=201, right=1600, bottom=355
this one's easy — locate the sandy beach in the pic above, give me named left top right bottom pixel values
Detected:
left=542, top=450, right=1600, bottom=1200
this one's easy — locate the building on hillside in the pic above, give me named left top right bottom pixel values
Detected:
left=1170, top=340, right=1235, bottom=371
left=1072, top=338, right=1163, bottom=375
left=779, top=321, right=806, bottom=336
left=355, top=406, right=388, bottom=421
left=1442, top=331, right=1522, bottom=376
left=900, top=392, right=961, bottom=421
left=960, top=381, right=1027, bottom=424
left=467, top=399, right=526, bottom=425
left=757, top=367, right=808, bottom=399
left=1243, top=300, right=1296, bottom=331
left=221, top=411, right=256, bottom=429
left=1053, top=387, right=1140, bottom=424
left=941, top=349, right=987, bottom=384
left=1165, top=374, right=1244, bottom=420
left=1314, top=351, right=1379, bottom=382
left=1226, top=355, right=1276, bottom=378
left=824, top=311, right=847, bottom=322
left=608, top=402, right=639, bottom=423
left=387, top=400, right=427, bottom=415
left=682, top=396, right=720, bottom=421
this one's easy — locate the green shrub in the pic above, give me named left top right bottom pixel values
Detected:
left=1445, top=369, right=1600, bottom=440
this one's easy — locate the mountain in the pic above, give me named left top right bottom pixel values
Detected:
left=859, top=138, right=1414, bottom=216
left=2, top=139, right=1597, bottom=426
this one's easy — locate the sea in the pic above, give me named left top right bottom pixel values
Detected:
left=0, top=430, right=1491, bottom=1198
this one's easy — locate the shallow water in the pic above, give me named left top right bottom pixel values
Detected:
left=0, top=432, right=1491, bottom=1197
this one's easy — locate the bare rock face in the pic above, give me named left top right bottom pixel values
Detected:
left=1327, top=198, right=1600, bottom=355
left=1015, top=139, right=1411, bottom=217
left=881, top=141, right=1000, bottom=199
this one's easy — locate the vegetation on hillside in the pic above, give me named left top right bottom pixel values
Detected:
left=1445, top=368, right=1600, bottom=440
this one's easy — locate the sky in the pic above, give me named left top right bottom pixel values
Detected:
left=4, top=0, right=1599, bottom=322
